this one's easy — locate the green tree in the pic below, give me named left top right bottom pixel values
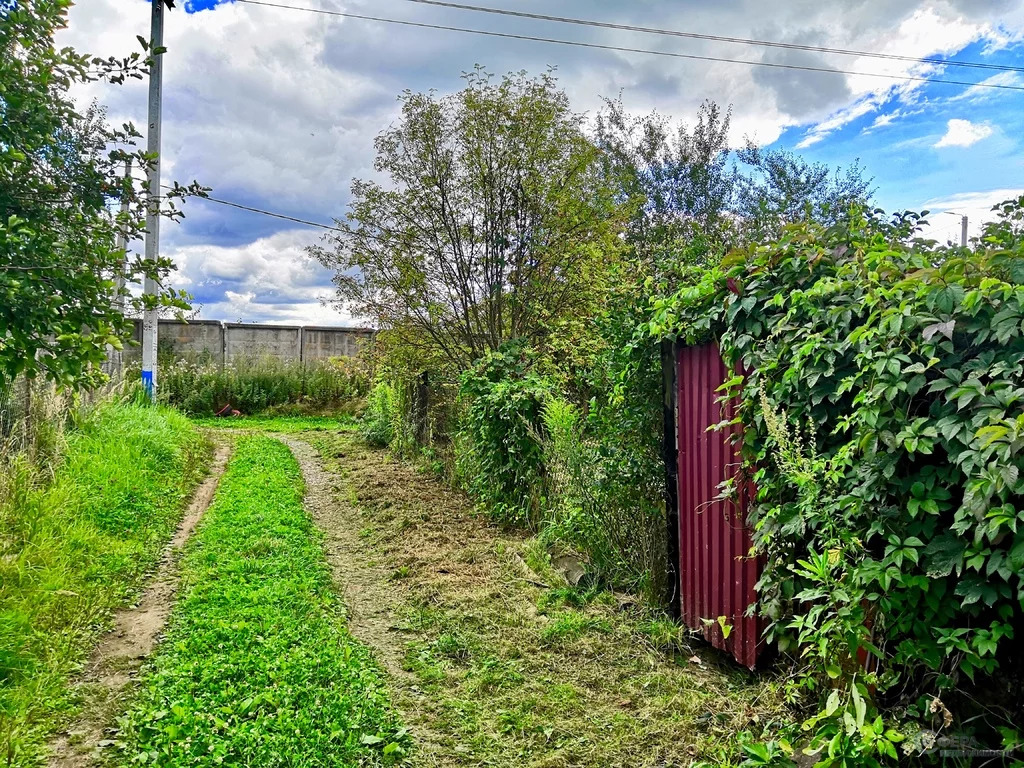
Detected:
left=735, top=145, right=873, bottom=243
left=1, top=0, right=198, bottom=387
left=311, top=68, right=625, bottom=370
left=594, top=97, right=736, bottom=277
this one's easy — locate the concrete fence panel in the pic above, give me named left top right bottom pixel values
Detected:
left=224, top=323, right=302, bottom=362
left=301, top=326, right=374, bottom=361
left=121, top=320, right=373, bottom=365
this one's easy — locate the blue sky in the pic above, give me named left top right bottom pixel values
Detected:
left=63, top=0, right=1024, bottom=324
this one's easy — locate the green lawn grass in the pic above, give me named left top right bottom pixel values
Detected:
left=0, top=402, right=210, bottom=766
left=116, top=436, right=406, bottom=767
left=190, top=414, right=357, bottom=433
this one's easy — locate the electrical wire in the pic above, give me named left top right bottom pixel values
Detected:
left=233, top=0, right=1024, bottom=93
left=165, top=187, right=414, bottom=248
left=186, top=191, right=346, bottom=232
left=396, top=0, right=1024, bottom=76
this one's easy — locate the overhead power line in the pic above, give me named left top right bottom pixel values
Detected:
left=398, top=0, right=1024, bottom=76
left=234, top=0, right=1024, bottom=93
left=169, top=188, right=423, bottom=249
left=163, top=186, right=346, bottom=232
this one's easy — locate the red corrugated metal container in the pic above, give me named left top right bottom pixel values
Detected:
left=675, top=343, right=762, bottom=669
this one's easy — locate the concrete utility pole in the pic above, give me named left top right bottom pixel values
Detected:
left=112, top=159, right=132, bottom=379
left=942, top=211, right=969, bottom=248
left=142, top=0, right=165, bottom=400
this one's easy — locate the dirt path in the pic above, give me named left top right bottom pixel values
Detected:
left=46, top=443, right=232, bottom=768
left=287, top=431, right=787, bottom=768
left=281, top=436, right=411, bottom=676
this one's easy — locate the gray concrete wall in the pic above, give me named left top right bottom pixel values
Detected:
left=124, top=319, right=225, bottom=364
left=225, top=323, right=302, bottom=362
left=124, top=320, right=372, bottom=364
left=301, top=326, right=374, bottom=360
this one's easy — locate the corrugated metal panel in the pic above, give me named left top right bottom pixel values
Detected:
left=676, top=343, right=762, bottom=669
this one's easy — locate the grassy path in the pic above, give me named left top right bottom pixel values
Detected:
left=48, top=444, right=231, bottom=768
left=39, top=417, right=785, bottom=767
left=1, top=404, right=210, bottom=768
left=300, top=430, right=788, bottom=768
left=115, top=436, right=406, bottom=767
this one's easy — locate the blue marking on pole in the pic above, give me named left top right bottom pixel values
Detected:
left=142, top=369, right=155, bottom=400
left=183, top=0, right=234, bottom=12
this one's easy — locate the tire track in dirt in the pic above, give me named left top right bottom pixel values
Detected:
left=279, top=436, right=411, bottom=675
left=281, top=435, right=496, bottom=766
left=46, top=442, right=232, bottom=768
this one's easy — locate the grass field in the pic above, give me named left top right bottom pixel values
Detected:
left=190, top=414, right=358, bottom=433
left=0, top=402, right=210, bottom=766
left=115, top=436, right=407, bottom=767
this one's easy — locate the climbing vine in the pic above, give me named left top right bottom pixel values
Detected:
left=652, top=198, right=1024, bottom=764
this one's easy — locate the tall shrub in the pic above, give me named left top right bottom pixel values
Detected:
left=456, top=342, right=552, bottom=526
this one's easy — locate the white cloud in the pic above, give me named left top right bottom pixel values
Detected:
left=918, top=187, right=1024, bottom=241
left=867, top=111, right=902, bottom=131
left=948, top=72, right=1024, bottom=102
left=796, top=98, right=881, bottom=147
left=167, top=229, right=359, bottom=325
left=56, top=0, right=1024, bottom=323
left=934, top=118, right=994, bottom=148
left=862, top=106, right=925, bottom=133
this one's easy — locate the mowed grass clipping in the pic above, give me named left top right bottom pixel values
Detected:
left=116, top=436, right=407, bottom=767
left=0, top=402, right=210, bottom=766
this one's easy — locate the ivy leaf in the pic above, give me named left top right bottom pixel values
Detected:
left=955, top=575, right=998, bottom=607
left=922, top=320, right=956, bottom=342
left=923, top=533, right=966, bottom=577
left=1008, top=536, right=1024, bottom=571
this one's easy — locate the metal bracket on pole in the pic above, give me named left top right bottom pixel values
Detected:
left=142, top=0, right=165, bottom=401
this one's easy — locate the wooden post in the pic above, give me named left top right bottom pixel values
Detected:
left=661, top=340, right=681, bottom=618
left=414, top=371, right=429, bottom=445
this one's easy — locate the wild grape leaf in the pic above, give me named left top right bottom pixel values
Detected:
left=923, top=320, right=956, bottom=342
left=1008, top=536, right=1024, bottom=572
left=923, top=533, right=966, bottom=577
left=955, top=575, right=998, bottom=607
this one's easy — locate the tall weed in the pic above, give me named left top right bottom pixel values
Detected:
left=361, top=380, right=398, bottom=447
left=539, top=397, right=666, bottom=598
left=153, top=354, right=368, bottom=415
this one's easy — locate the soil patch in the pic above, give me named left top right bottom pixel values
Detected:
left=45, top=443, right=232, bottom=768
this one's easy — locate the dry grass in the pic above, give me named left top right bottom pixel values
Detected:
left=307, top=431, right=792, bottom=767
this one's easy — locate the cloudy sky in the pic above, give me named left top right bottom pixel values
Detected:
left=62, top=0, right=1024, bottom=326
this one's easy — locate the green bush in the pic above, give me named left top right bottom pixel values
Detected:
left=154, top=355, right=368, bottom=415
left=653, top=197, right=1024, bottom=762
left=455, top=342, right=552, bottom=526
left=0, top=399, right=209, bottom=765
left=361, top=379, right=398, bottom=447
